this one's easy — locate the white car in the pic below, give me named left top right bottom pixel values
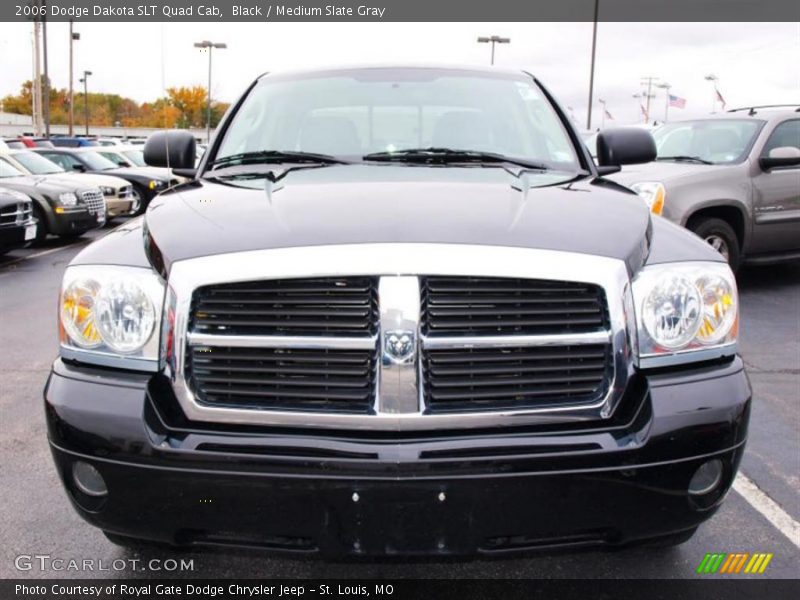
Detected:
left=1, top=149, right=134, bottom=218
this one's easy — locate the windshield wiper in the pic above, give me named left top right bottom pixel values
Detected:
left=656, top=155, right=714, bottom=165
left=209, top=150, right=349, bottom=169
left=362, top=147, right=550, bottom=170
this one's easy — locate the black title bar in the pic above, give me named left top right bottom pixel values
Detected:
left=5, top=0, right=800, bottom=22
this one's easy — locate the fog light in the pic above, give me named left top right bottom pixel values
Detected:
left=72, top=461, right=108, bottom=497
left=689, top=459, right=723, bottom=496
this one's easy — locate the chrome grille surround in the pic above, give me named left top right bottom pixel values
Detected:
left=81, top=189, right=107, bottom=216
left=167, top=244, right=635, bottom=431
left=0, top=202, right=32, bottom=225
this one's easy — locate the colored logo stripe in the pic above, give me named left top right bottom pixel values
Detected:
left=697, top=552, right=773, bottom=574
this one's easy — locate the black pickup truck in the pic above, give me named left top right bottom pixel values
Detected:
left=45, top=65, right=749, bottom=557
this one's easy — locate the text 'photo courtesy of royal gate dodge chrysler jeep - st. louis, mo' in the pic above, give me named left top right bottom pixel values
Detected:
left=46, top=65, right=749, bottom=557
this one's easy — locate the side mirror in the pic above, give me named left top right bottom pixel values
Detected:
left=759, top=146, right=800, bottom=171
left=143, top=131, right=196, bottom=169
left=596, top=128, right=657, bottom=169
left=72, top=163, right=86, bottom=172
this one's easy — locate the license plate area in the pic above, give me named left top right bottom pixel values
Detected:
left=24, top=224, right=37, bottom=241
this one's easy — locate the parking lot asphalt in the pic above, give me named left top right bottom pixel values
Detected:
left=0, top=224, right=798, bottom=580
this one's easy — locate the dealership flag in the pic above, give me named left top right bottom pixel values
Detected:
left=640, top=104, right=649, bottom=120
left=605, top=109, right=613, bottom=120
left=669, top=94, right=687, bottom=109
left=716, top=88, right=727, bottom=109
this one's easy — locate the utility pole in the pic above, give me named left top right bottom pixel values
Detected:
left=640, top=77, right=659, bottom=125
left=79, top=70, right=92, bottom=136
left=477, top=35, right=510, bottom=66
left=194, top=40, right=227, bottom=143
left=32, top=21, right=42, bottom=136
left=656, top=82, right=671, bottom=123
left=586, top=0, right=599, bottom=130
left=42, top=4, right=50, bottom=139
left=68, top=22, right=80, bottom=136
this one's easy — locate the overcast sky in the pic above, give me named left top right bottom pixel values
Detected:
left=0, top=21, right=797, bottom=126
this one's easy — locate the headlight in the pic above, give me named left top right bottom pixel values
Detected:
left=630, top=182, right=665, bottom=215
left=633, top=261, right=738, bottom=367
left=100, top=186, right=115, bottom=196
left=58, top=192, right=78, bottom=207
left=59, top=265, right=165, bottom=370
left=148, top=180, right=165, bottom=190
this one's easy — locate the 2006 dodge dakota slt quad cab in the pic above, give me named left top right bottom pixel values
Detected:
left=45, top=66, right=750, bottom=556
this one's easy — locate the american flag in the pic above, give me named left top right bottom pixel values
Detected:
left=669, top=94, right=686, bottom=109
left=716, top=88, right=727, bottom=109
left=640, top=104, right=648, bottom=120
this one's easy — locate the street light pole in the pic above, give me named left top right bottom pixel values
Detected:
left=476, top=35, right=510, bottom=66
left=640, top=76, right=659, bottom=125
left=656, top=82, right=671, bottom=123
left=79, top=70, right=91, bottom=136
left=194, top=40, right=227, bottom=143
left=68, top=22, right=80, bottom=137
left=42, top=7, right=50, bottom=139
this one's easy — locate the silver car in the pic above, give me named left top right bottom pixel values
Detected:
left=609, top=107, right=800, bottom=270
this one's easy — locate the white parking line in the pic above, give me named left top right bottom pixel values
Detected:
left=734, top=473, right=800, bottom=548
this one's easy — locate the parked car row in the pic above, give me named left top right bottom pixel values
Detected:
left=0, top=139, right=186, bottom=252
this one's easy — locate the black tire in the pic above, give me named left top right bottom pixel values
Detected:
left=32, top=205, right=48, bottom=245
left=689, top=217, right=741, bottom=272
left=58, top=232, right=84, bottom=240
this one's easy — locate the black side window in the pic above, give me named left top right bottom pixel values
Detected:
left=761, top=120, right=800, bottom=156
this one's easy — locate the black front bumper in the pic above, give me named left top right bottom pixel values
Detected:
left=44, top=358, right=751, bottom=557
left=50, top=209, right=101, bottom=236
left=0, top=219, right=36, bottom=250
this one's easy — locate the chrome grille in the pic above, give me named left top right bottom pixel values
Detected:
left=191, top=277, right=379, bottom=336
left=186, top=277, right=380, bottom=413
left=422, top=344, right=611, bottom=412
left=81, top=189, right=106, bottom=216
left=420, top=276, right=612, bottom=412
left=187, top=346, right=378, bottom=413
left=421, top=276, right=608, bottom=335
left=169, top=245, right=630, bottom=430
left=0, top=202, right=32, bottom=225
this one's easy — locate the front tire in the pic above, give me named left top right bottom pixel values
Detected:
left=689, top=217, right=741, bottom=272
left=32, top=205, right=48, bottom=245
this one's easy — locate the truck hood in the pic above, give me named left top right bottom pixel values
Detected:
left=108, top=166, right=173, bottom=181
left=144, top=165, right=652, bottom=275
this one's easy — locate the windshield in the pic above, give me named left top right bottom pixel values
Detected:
left=0, top=158, right=25, bottom=178
left=80, top=151, right=120, bottom=171
left=13, top=151, right=65, bottom=174
left=121, top=149, right=146, bottom=166
left=216, top=68, right=579, bottom=171
left=653, top=119, right=764, bottom=164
